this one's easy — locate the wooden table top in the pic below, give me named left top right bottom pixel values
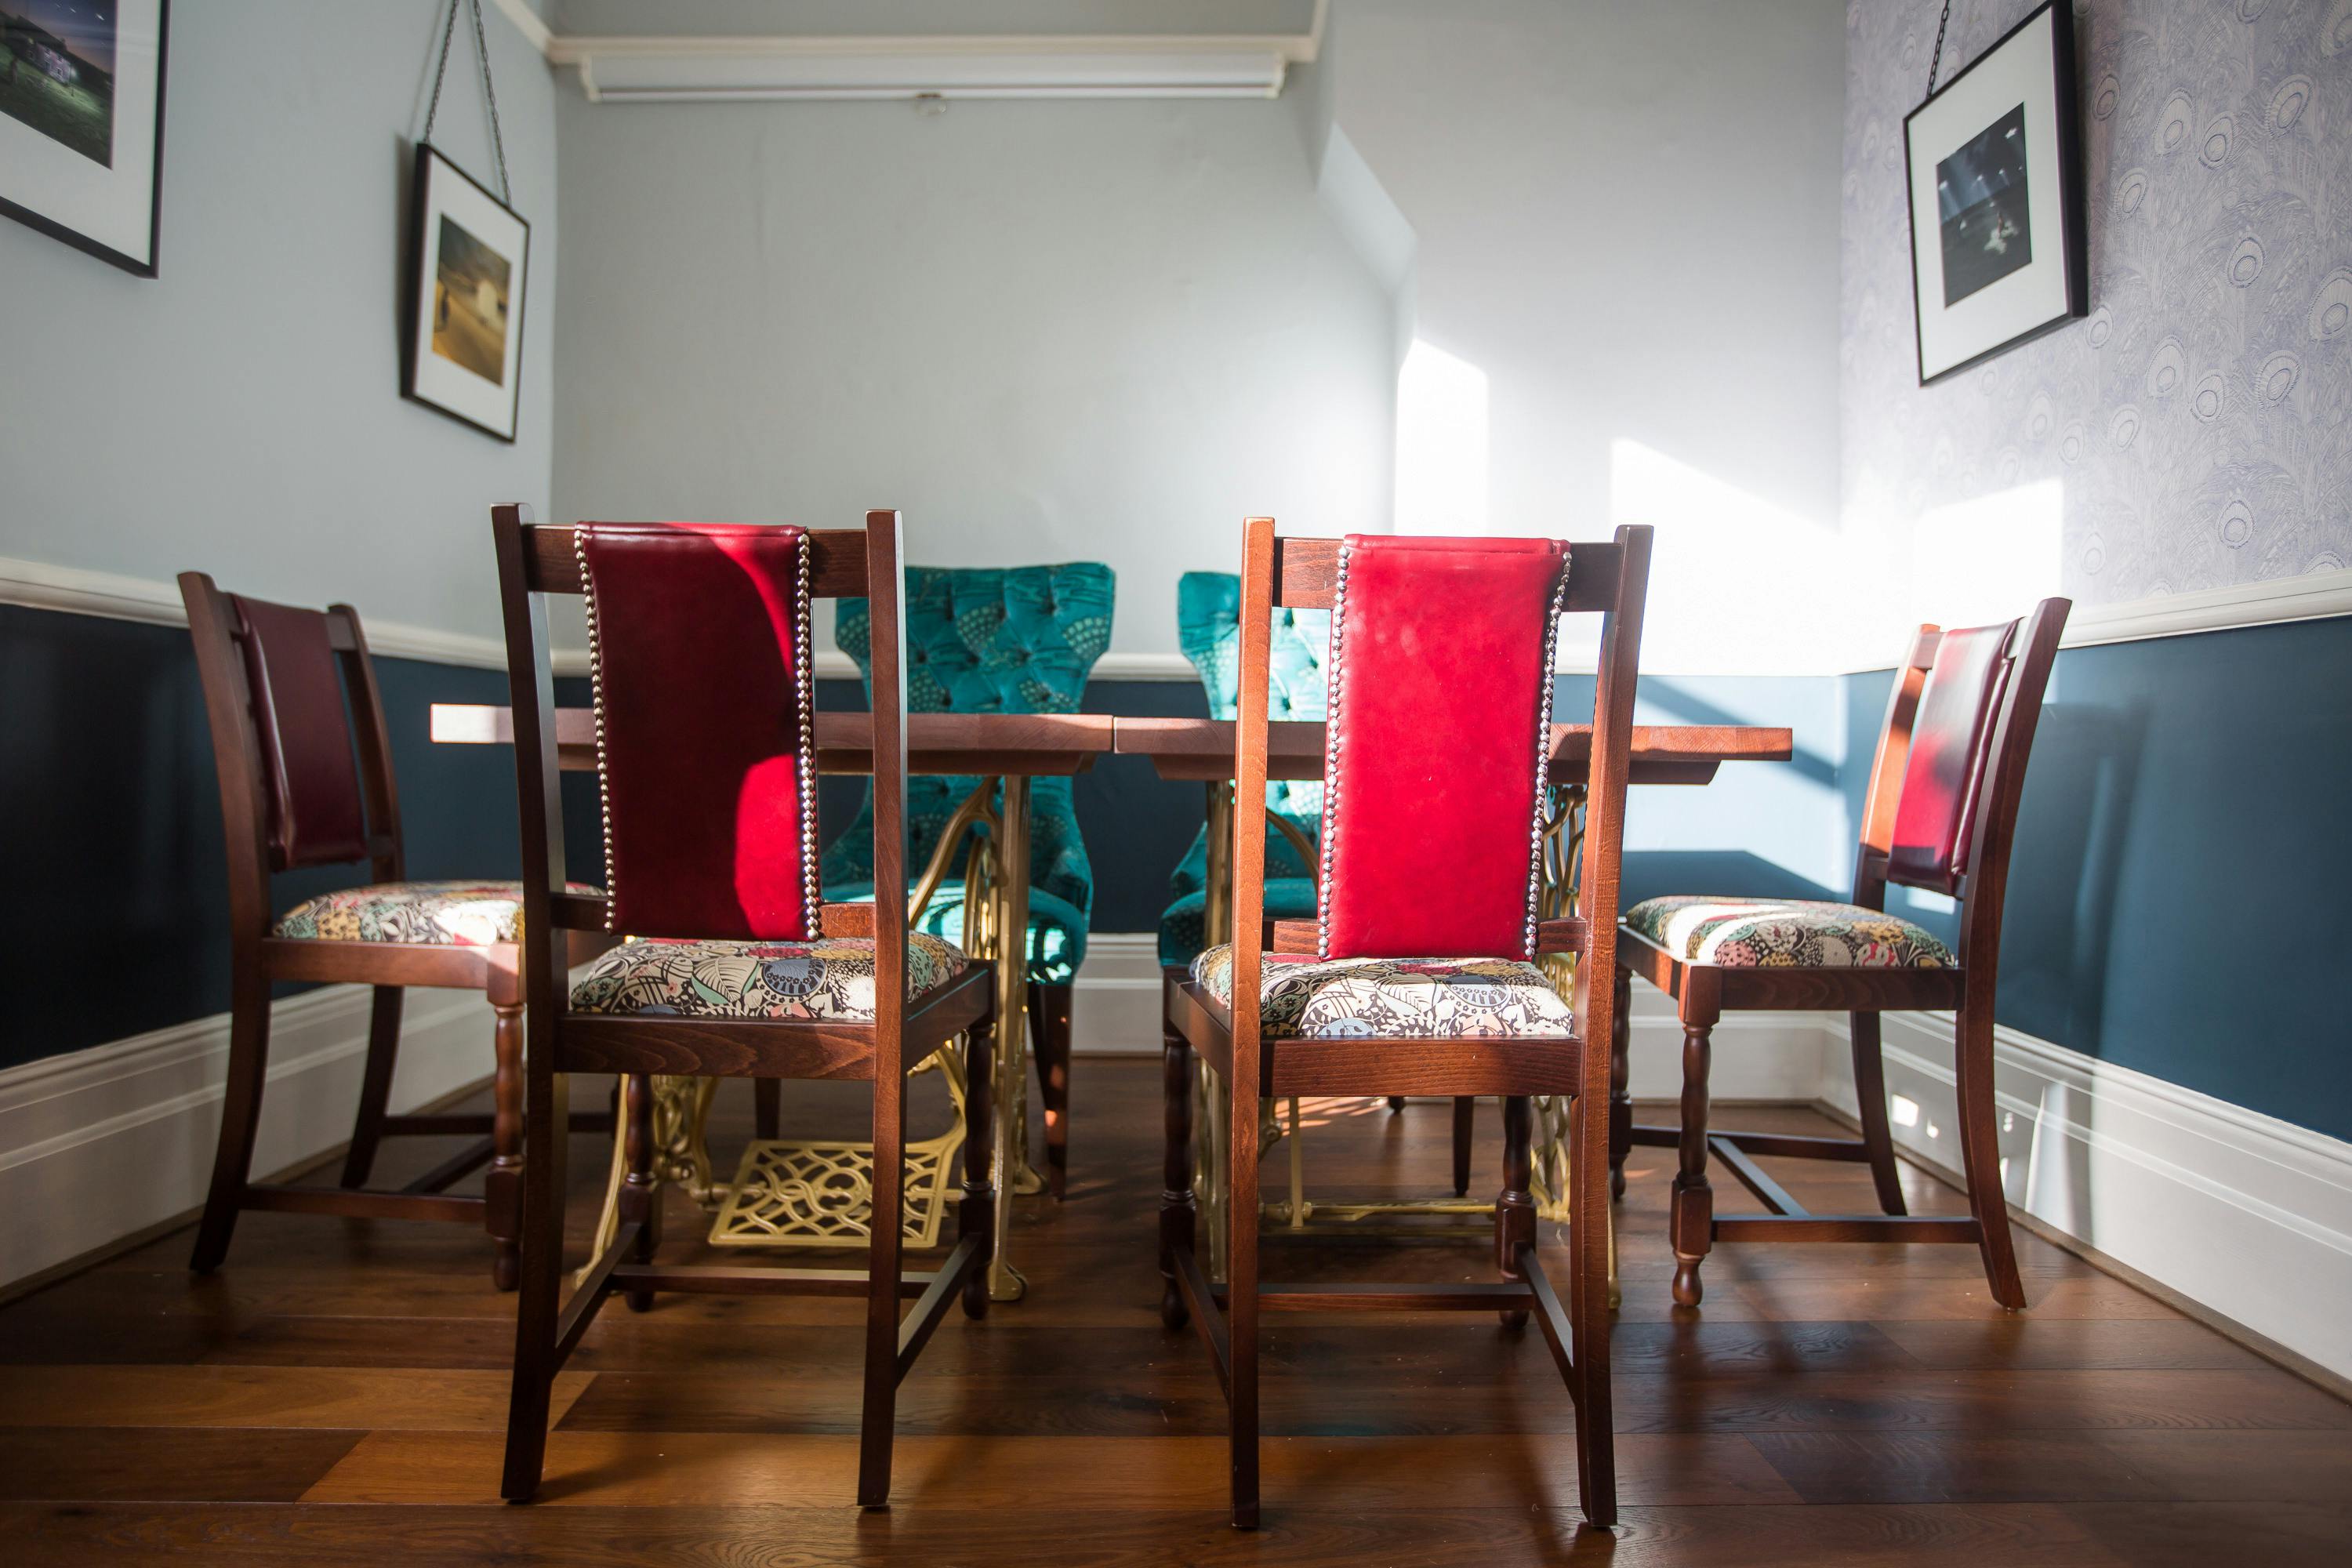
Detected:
left=1114, top=718, right=1794, bottom=784
left=432, top=706, right=1791, bottom=786
left=430, top=705, right=1116, bottom=778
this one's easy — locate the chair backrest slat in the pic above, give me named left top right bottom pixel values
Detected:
left=180, top=573, right=405, bottom=939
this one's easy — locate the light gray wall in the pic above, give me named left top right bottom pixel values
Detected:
left=1842, top=0, right=2350, bottom=607
left=547, top=1, right=1318, bottom=38
left=549, top=92, right=1396, bottom=656
left=1322, top=0, right=1849, bottom=542
left=0, top=0, right=558, bottom=642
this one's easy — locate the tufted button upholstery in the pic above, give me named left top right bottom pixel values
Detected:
left=1158, top=573, right=1328, bottom=969
left=822, top=564, right=1114, bottom=985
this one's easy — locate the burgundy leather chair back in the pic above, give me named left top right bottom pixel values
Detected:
left=574, top=522, right=820, bottom=942
left=1316, top=535, right=1570, bottom=961
left=1886, top=622, right=2015, bottom=895
left=227, top=594, right=372, bottom=869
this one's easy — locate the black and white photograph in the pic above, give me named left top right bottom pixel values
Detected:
left=403, top=140, right=529, bottom=441
left=0, top=0, right=164, bottom=273
left=1903, top=0, right=2083, bottom=383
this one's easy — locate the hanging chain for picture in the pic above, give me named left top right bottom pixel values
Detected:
left=422, top=0, right=513, bottom=206
left=1926, top=0, right=1956, bottom=97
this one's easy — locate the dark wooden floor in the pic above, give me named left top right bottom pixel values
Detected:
left=2, top=1058, right=2347, bottom=1566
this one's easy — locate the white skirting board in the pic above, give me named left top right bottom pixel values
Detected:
left=0, top=985, right=497, bottom=1290
left=1817, top=1010, right=2352, bottom=1386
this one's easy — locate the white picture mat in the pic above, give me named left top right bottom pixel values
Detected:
left=1907, top=8, right=2070, bottom=382
left=408, top=151, right=528, bottom=438
left=0, top=0, right=164, bottom=265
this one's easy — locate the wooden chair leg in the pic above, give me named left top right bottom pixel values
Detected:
left=1496, top=1094, right=1534, bottom=1328
left=1029, top=980, right=1074, bottom=1200
left=1451, top=1097, right=1475, bottom=1196
left=1569, top=1088, right=1617, bottom=1527
left=340, top=986, right=404, bottom=1189
left=618, top=1073, right=661, bottom=1314
left=1670, top=1014, right=1716, bottom=1308
left=858, top=1051, right=909, bottom=1509
left=191, top=971, right=270, bottom=1274
left=1849, top=1011, right=1907, bottom=1216
left=501, top=1069, right=569, bottom=1502
left=1159, top=1018, right=1196, bottom=1331
left=1228, top=1062, right=1261, bottom=1530
left=1954, top=1004, right=2027, bottom=1309
left=485, top=1000, right=525, bottom=1292
left=961, top=1018, right=997, bottom=1321
left=753, top=1078, right=780, bottom=1141
left=1609, top=965, right=1632, bottom=1200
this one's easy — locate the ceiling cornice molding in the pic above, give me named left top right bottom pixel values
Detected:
left=488, top=0, right=1325, bottom=100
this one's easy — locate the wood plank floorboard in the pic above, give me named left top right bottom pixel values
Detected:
left=0, top=1060, right=2342, bottom=1564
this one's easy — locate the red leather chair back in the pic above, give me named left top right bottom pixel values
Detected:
left=1316, top=535, right=1570, bottom=960
left=227, top=594, right=372, bottom=869
left=574, top=522, right=819, bottom=942
left=1887, top=622, right=2014, bottom=895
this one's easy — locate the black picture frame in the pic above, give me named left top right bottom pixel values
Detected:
left=1903, top=0, right=2087, bottom=387
left=401, top=141, right=530, bottom=443
left=0, top=0, right=170, bottom=277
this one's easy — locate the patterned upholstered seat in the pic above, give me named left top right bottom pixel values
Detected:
left=273, top=880, right=597, bottom=947
left=570, top=932, right=966, bottom=1022
left=1623, top=895, right=1954, bottom=969
left=822, top=564, right=1112, bottom=985
left=1191, top=944, right=1577, bottom=1040
left=1158, top=573, right=1330, bottom=967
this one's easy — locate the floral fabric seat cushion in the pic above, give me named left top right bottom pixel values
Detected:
left=272, top=881, right=596, bottom=947
left=570, top=933, right=966, bottom=1022
left=1624, top=896, right=1955, bottom=969
left=1190, top=944, right=1576, bottom=1040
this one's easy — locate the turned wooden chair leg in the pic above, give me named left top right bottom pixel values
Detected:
left=753, top=1078, right=780, bottom=1141
left=340, top=986, right=404, bottom=1189
left=1670, top=1009, right=1717, bottom=1308
left=1568, top=1092, right=1617, bottom=1527
left=1450, top=1097, right=1476, bottom=1196
left=1496, top=1094, right=1534, bottom=1329
left=1159, top=1018, right=1196, bottom=1331
left=961, top=1018, right=997, bottom=1321
left=1849, top=1010, right=1907, bottom=1216
left=1954, top=1004, right=2026, bottom=1309
left=501, top=1069, right=569, bottom=1502
left=618, top=1073, right=662, bottom=1314
left=1030, top=980, right=1075, bottom=1200
left=858, top=1055, right=909, bottom=1509
left=485, top=1000, right=526, bottom=1292
left=1228, top=1064, right=1261, bottom=1530
left=191, top=971, right=271, bottom=1275
left=1609, top=965, right=1632, bottom=1200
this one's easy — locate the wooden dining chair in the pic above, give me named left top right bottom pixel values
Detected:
left=180, top=572, right=609, bottom=1289
left=492, top=505, right=998, bottom=1509
left=1162, top=520, right=1651, bottom=1530
left=1613, top=600, right=2069, bottom=1310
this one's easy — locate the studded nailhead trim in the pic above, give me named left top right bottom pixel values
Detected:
left=793, top=531, right=821, bottom=938
left=574, top=526, right=619, bottom=932
left=1313, top=541, right=1354, bottom=961
left=1522, top=549, right=1572, bottom=960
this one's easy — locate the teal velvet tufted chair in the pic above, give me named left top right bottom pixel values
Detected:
left=822, top=563, right=1112, bottom=1197
left=1158, top=571, right=1329, bottom=967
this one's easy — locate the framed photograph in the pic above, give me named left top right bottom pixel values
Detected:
left=1903, top=0, right=2085, bottom=385
left=0, top=0, right=168, bottom=276
left=403, top=142, right=529, bottom=441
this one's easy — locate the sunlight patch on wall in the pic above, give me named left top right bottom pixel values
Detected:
left=1394, top=338, right=1488, bottom=537
left=1608, top=439, right=1898, bottom=676
left=1909, top=479, right=2064, bottom=633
